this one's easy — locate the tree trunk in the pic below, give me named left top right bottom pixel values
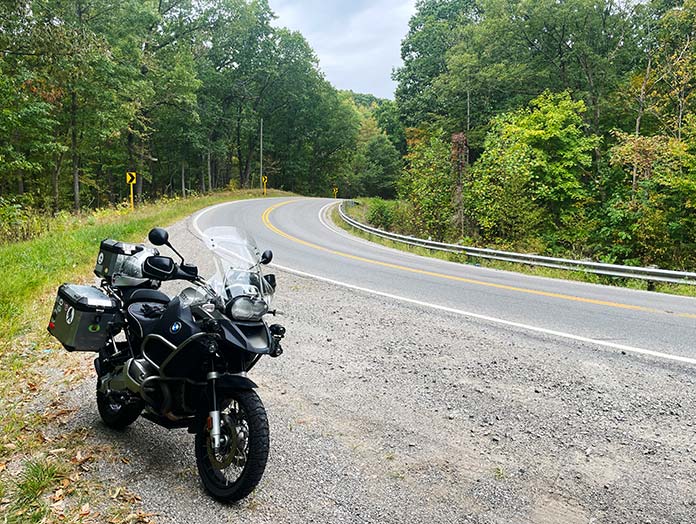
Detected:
left=677, top=91, right=684, bottom=140
left=241, top=134, right=256, bottom=188
left=70, top=89, right=79, bottom=211
left=207, top=150, right=212, bottom=192
left=242, top=155, right=252, bottom=188
left=236, top=106, right=244, bottom=187
left=632, top=56, right=652, bottom=199
left=52, top=151, right=64, bottom=214
left=200, top=153, right=206, bottom=192
left=17, top=173, right=24, bottom=195
left=136, top=141, right=144, bottom=203
left=107, top=168, right=114, bottom=204
left=181, top=161, right=186, bottom=198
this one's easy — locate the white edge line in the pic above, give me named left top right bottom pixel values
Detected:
left=191, top=198, right=696, bottom=367
left=270, top=262, right=696, bottom=367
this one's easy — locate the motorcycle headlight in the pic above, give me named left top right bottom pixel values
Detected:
left=226, top=296, right=268, bottom=321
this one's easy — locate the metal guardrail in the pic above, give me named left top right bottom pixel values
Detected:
left=338, top=201, right=696, bottom=286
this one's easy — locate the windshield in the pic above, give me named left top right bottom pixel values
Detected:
left=191, top=226, right=274, bottom=306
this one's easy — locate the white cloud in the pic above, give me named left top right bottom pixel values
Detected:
left=269, top=0, right=416, bottom=99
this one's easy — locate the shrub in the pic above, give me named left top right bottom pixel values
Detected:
left=366, top=198, right=397, bottom=230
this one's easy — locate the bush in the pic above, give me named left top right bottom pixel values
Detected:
left=0, top=197, right=45, bottom=244
left=366, top=198, right=397, bottom=230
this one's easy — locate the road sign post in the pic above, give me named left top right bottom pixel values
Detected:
left=262, top=175, right=268, bottom=196
left=126, top=172, right=137, bottom=210
left=332, top=186, right=338, bottom=199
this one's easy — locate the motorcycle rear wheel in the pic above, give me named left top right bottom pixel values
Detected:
left=195, top=389, right=269, bottom=503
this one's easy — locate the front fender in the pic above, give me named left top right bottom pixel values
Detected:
left=215, top=374, right=258, bottom=391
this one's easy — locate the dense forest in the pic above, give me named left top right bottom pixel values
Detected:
left=378, top=0, right=696, bottom=270
left=3, top=0, right=696, bottom=270
left=0, top=0, right=401, bottom=221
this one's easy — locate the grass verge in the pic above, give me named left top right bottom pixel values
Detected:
left=335, top=203, right=696, bottom=297
left=0, top=189, right=292, bottom=522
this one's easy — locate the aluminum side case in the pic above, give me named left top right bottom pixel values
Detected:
left=48, top=284, right=120, bottom=352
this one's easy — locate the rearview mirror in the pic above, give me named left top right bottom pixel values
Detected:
left=148, top=227, right=169, bottom=246
left=261, top=249, right=273, bottom=265
left=142, top=256, right=175, bottom=281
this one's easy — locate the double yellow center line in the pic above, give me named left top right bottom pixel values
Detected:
left=262, top=200, right=696, bottom=319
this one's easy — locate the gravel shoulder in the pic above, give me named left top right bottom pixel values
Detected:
left=62, top=214, right=696, bottom=524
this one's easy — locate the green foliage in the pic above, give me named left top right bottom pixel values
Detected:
left=604, top=129, right=696, bottom=268
left=0, top=197, right=46, bottom=243
left=394, top=0, right=479, bottom=126
left=0, top=0, right=400, bottom=211
left=399, top=130, right=456, bottom=241
left=373, top=100, right=408, bottom=155
left=366, top=198, right=397, bottom=230
left=467, top=119, right=543, bottom=245
left=389, top=0, right=696, bottom=269
left=508, top=92, right=599, bottom=230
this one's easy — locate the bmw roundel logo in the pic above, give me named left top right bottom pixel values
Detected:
left=170, top=321, right=182, bottom=334
left=97, top=252, right=104, bottom=264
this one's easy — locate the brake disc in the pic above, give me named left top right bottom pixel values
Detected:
left=206, top=414, right=240, bottom=469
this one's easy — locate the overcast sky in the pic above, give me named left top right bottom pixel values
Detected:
left=269, top=0, right=417, bottom=99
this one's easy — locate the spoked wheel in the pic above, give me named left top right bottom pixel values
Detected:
left=195, top=390, right=269, bottom=503
left=96, top=388, right=143, bottom=429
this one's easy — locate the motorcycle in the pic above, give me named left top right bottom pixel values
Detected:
left=47, top=226, right=285, bottom=502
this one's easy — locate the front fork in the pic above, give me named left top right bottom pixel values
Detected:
left=207, top=370, right=224, bottom=450
left=205, top=336, right=225, bottom=452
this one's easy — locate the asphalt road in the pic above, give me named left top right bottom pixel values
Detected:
left=61, top=195, right=696, bottom=523
left=192, top=196, right=696, bottom=365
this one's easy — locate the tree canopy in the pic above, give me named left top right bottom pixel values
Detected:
left=0, top=0, right=399, bottom=214
left=387, top=0, right=696, bottom=270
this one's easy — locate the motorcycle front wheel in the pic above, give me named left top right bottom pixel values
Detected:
left=194, top=389, right=270, bottom=503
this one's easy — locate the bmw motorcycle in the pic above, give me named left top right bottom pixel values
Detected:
left=48, top=226, right=285, bottom=502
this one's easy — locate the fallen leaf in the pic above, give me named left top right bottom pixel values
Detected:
left=51, top=488, right=65, bottom=502
left=71, top=450, right=92, bottom=465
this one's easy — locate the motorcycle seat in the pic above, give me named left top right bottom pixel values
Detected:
left=124, top=289, right=170, bottom=306
left=127, top=302, right=166, bottom=339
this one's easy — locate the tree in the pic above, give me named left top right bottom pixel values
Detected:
left=394, top=0, right=479, bottom=126
left=469, top=92, right=600, bottom=247
left=399, top=129, right=456, bottom=241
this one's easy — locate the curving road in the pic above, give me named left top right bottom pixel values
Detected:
left=192, top=196, right=696, bottom=365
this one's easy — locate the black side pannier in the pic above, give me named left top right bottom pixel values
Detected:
left=48, top=284, right=120, bottom=352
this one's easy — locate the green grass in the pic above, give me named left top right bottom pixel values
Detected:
left=15, top=460, right=61, bottom=505
left=3, top=459, right=63, bottom=523
left=0, top=189, right=289, bottom=344
left=336, top=204, right=696, bottom=297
